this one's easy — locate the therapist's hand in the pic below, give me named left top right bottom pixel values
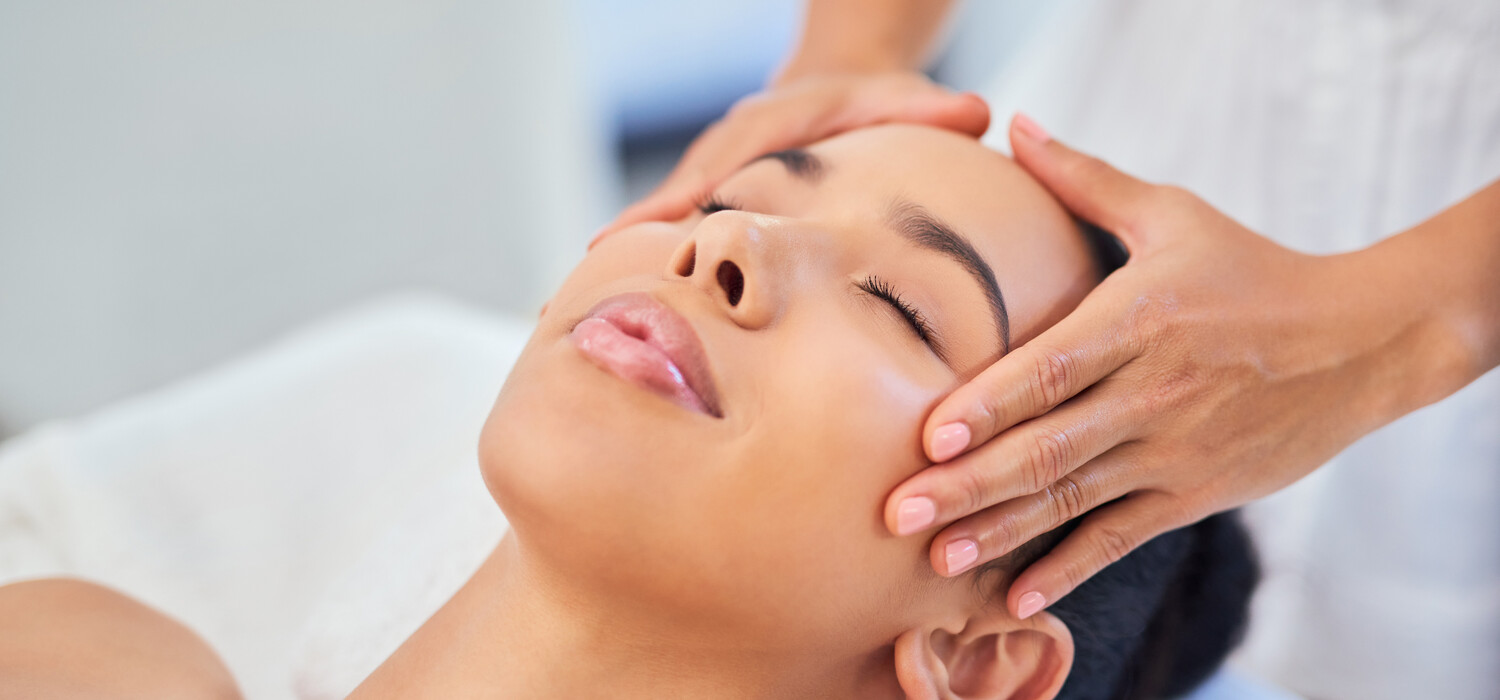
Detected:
left=887, top=114, right=1469, bottom=620
left=592, top=71, right=989, bottom=245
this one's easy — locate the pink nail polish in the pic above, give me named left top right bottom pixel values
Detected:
left=895, top=497, right=936, bottom=535
left=930, top=423, right=971, bottom=462
left=1012, top=112, right=1051, bottom=143
left=1017, top=591, right=1047, bottom=619
left=945, top=539, right=979, bottom=575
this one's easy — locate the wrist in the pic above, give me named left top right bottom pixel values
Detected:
left=1385, top=187, right=1500, bottom=383
left=1339, top=225, right=1491, bottom=425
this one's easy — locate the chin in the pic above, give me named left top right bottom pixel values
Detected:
left=476, top=334, right=711, bottom=577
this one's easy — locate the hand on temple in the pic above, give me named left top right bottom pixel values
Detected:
left=592, top=70, right=989, bottom=245
left=886, top=114, right=1499, bottom=621
left=597, top=35, right=1498, bottom=621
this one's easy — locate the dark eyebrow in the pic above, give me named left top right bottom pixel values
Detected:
left=750, top=149, right=827, bottom=183
left=886, top=201, right=1011, bottom=354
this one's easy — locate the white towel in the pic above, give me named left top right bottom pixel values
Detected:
left=0, top=292, right=530, bottom=700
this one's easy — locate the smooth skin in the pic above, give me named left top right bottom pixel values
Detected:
left=599, top=0, right=1500, bottom=620
left=0, top=578, right=242, bottom=700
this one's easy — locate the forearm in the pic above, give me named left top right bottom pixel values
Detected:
left=773, top=0, right=959, bottom=86
left=1358, top=178, right=1500, bottom=418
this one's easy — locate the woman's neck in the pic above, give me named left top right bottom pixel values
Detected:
left=348, top=532, right=897, bottom=699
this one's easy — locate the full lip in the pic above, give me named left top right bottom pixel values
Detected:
left=569, top=291, right=724, bottom=418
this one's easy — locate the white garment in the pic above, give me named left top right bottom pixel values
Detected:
left=977, top=2, right=1500, bottom=698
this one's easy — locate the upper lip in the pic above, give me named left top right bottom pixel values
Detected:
left=578, top=292, right=724, bottom=418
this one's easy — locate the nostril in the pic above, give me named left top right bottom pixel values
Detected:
left=716, top=261, right=744, bottom=306
left=674, top=243, right=697, bottom=277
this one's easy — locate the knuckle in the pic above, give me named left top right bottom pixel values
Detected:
left=956, top=464, right=1000, bottom=517
left=987, top=511, right=1027, bottom=554
left=965, top=390, right=1003, bottom=438
left=1030, top=348, right=1076, bottom=409
left=1149, top=359, right=1204, bottom=408
left=1158, top=493, right=1201, bottom=528
left=1093, top=523, right=1137, bottom=567
left=1058, top=557, right=1092, bottom=594
left=1125, top=291, right=1181, bottom=346
left=1151, top=185, right=1208, bottom=229
left=1061, top=152, right=1113, bottom=187
left=1045, top=473, right=1093, bottom=524
left=1024, top=425, right=1076, bottom=492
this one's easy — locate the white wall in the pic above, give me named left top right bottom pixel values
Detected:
left=0, top=0, right=615, bottom=434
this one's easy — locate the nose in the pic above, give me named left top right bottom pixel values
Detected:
left=666, top=212, right=789, bottom=329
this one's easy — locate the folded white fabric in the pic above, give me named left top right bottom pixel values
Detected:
left=0, top=292, right=530, bottom=700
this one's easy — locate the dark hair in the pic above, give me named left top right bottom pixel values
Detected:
left=982, top=511, right=1259, bottom=700
left=1081, top=221, right=1129, bottom=280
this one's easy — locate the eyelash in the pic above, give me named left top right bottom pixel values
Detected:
left=695, top=192, right=941, bottom=355
left=858, top=275, right=938, bottom=350
left=696, top=193, right=742, bottom=215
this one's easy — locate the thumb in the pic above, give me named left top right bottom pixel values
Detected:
left=886, top=91, right=991, bottom=139
left=594, top=181, right=701, bottom=247
left=1007, top=113, right=1158, bottom=250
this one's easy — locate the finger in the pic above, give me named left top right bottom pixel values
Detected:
left=1004, top=491, right=1187, bottom=619
left=596, top=108, right=821, bottom=247
left=896, top=386, right=1139, bottom=535
left=865, top=89, right=990, bottom=138
left=1006, top=112, right=1160, bottom=249
left=922, top=287, right=1140, bottom=463
left=596, top=123, right=758, bottom=244
left=600, top=89, right=990, bottom=246
left=926, top=446, right=1140, bottom=576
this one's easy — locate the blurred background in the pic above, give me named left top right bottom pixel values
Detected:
left=0, top=0, right=1055, bottom=438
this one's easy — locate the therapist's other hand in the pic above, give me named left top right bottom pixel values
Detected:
left=592, top=71, right=988, bottom=245
left=888, top=114, right=1462, bottom=621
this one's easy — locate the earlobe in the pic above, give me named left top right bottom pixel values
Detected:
left=893, top=611, right=1073, bottom=700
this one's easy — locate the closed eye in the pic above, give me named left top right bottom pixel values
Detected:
left=696, top=193, right=742, bottom=215
left=857, top=275, right=946, bottom=360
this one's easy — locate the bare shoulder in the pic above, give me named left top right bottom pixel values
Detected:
left=0, top=578, right=243, bottom=700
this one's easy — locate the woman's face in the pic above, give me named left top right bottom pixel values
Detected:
left=480, top=125, right=1097, bottom=653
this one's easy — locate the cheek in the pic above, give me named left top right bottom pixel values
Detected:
left=705, top=317, right=952, bottom=637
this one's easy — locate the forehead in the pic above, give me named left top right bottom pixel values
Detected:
left=802, top=125, right=1096, bottom=344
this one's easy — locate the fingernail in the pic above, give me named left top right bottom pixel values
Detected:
left=1013, top=112, right=1051, bottom=144
left=895, top=496, right=936, bottom=535
left=930, top=423, right=971, bottom=462
left=1017, top=591, right=1047, bottom=619
left=945, top=539, right=979, bottom=575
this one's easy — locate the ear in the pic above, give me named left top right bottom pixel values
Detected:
left=893, top=607, right=1073, bottom=700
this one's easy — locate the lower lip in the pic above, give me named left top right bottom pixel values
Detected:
left=570, top=317, right=713, bottom=416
